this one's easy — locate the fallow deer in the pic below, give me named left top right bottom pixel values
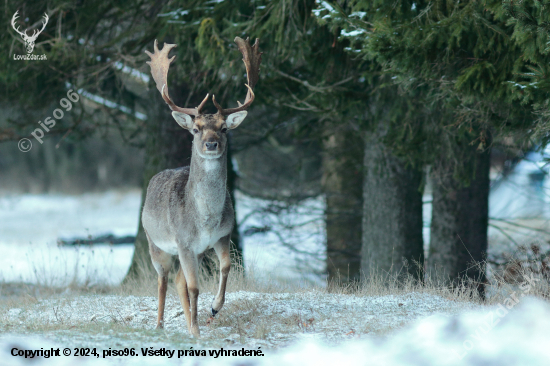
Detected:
left=142, top=37, right=262, bottom=337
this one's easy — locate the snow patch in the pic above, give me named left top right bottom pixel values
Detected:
left=2, top=294, right=549, bottom=365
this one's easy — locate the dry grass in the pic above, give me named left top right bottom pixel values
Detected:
left=1, top=264, right=548, bottom=352
left=3, top=257, right=549, bottom=308
left=115, top=248, right=311, bottom=299
left=485, top=242, right=550, bottom=305
left=3, top=249, right=546, bottom=307
left=1, top=235, right=549, bottom=358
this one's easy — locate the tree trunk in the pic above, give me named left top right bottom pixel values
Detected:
left=428, top=140, right=491, bottom=296
left=124, top=86, right=242, bottom=281
left=322, top=126, right=363, bottom=283
left=226, top=141, right=243, bottom=261
left=361, top=132, right=424, bottom=282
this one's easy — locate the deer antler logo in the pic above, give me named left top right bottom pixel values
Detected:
left=11, top=11, right=48, bottom=54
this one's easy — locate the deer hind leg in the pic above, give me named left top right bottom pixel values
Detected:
left=175, top=265, right=192, bottom=333
left=147, top=231, right=174, bottom=329
left=211, top=235, right=231, bottom=316
left=178, top=249, right=200, bottom=337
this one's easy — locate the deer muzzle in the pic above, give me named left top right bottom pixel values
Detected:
left=205, top=142, right=218, bottom=151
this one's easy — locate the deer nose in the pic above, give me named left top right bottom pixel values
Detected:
left=205, top=142, right=218, bottom=151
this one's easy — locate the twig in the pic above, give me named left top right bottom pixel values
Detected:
left=275, top=69, right=355, bottom=93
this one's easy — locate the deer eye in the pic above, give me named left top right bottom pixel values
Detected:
left=193, top=128, right=199, bottom=134
left=221, top=127, right=228, bottom=133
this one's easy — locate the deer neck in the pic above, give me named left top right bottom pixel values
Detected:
left=186, top=148, right=228, bottom=223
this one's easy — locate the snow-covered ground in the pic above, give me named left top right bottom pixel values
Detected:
left=3, top=146, right=550, bottom=288
left=1, top=291, right=549, bottom=365
left=235, top=192, right=325, bottom=286
left=2, top=154, right=550, bottom=365
left=421, top=150, right=550, bottom=248
left=0, top=189, right=326, bottom=287
left=0, top=190, right=138, bottom=286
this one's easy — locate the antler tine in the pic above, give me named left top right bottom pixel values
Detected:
left=145, top=39, right=207, bottom=116
left=196, top=93, right=210, bottom=115
left=212, top=94, right=222, bottom=113
left=215, top=37, right=262, bottom=116
left=213, top=85, right=254, bottom=115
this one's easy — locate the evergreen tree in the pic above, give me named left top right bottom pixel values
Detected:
left=319, top=0, right=541, bottom=294
left=1, top=0, right=163, bottom=135
left=500, top=0, right=550, bottom=141
left=0, top=1, right=243, bottom=280
left=157, top=0, right=372, bottom=282
left=185, top=0, right=426, bottom=283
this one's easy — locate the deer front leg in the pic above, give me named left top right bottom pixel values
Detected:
left=147, top=235, right=174, bottom=329
left=211, top=235, right=231, bottom=316
left=156, top=275, right=169, bottom=329
left=178, top=249, right=200, bottom=338
left=175, top=266, right=192, bottom=332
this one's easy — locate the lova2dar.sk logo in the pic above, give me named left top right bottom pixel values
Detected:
left=11, top=10, right=48, bottom=60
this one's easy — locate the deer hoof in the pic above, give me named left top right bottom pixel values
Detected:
left=191, top=325, right=200, bottom=338
left=211, top=308, right=218, bottom=317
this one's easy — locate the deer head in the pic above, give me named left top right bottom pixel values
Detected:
left=145, top=37, right=262, bottom=159
left=11, top=11, right=49, bottom=54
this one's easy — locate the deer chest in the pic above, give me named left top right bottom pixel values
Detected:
left=194, top=218, right=229, bottom=254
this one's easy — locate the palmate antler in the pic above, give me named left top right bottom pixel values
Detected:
left=213, top=37, right=263, bottom=116
left=145, top=37, right=262, bottom=117
left=145, top=40, right=209, bottom=116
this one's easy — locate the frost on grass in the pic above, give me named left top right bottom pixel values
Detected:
left=1, top=292, right=550, bottom=365
left=2, top=291, right=470, bottom=349
left=238, top=297, right=550, bottom=366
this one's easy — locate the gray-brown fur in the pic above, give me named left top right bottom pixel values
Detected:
left=142, top=37, right=260, bottom=338
left=141, top=112, right=243, bottom=338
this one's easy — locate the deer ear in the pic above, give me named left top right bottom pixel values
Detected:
left=172, top=111, right=193, bottom=130
left=226, top=111, right=248, bottom=129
